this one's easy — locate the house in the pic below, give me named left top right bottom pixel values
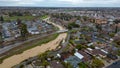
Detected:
left=92, top=49, right=107, bottom=58
left=75, top=31, right=81, bottom=39
left=27, top=27, right=40, bottom=35
left=94, top=43, right=107, bottom=49
left=64, top=56, right=82, bottom=68
left=74, top=52, right=84, bottom=59
left=2, top=22, right=21, bottom=41
left=74, top=39, right=87, bottom=45
left=86, top=48, right=107, bottom=58
left=107, top=19, right=114, bottom=25
left=2, top=23, right=12, bottom=38
left=25, top=20, right=54, bottom=35
left=115, top=31, right=120, bottom=36
left=87, top=42, right=94, bottom=46
left=103, top=46, right=115, bottom=53
left=95, top=18, right=107, bottom=24
left=107, top=54, right=118, bottom=60
left=61, top=52, right=83, bottom=68
left=75, top=20, right=81, bottom=26
left=50, top=60, right=64, bottom=68
left=78, top=50, right=92, bottom=62
left=61, top=52, right=72, bottom=60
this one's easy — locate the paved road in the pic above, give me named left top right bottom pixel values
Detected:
left=103, top=56, right=120, bottom=68
left=106, top=60, right=120, bottom=68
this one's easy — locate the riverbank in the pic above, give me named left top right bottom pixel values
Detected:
left=0, top=17, right=67, bottom=68
left=0, top=33, right=67, bottom=68
left=0, top=33, right=59, bottom=64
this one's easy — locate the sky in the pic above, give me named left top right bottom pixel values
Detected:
left=0, top=0, right=120, bottom=7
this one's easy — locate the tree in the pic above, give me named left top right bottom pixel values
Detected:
left=78, top=62, right=88, bottom=68
left=0, top=25, right=3, bottom=46
left=68, top=22, right=79, bottom=30
left=17, top=18, right=22, bottom=25
left=0, top=32, right=3, bottom=46
left=117, top=50, right=120, bottom=56
left=115, top=40, right=120, bottom=45
left=93, top=19, right=96, bottom=23
left=38, top=52, right=49, bottom=68
left=91, top=58, right=104, bottom=68
left=38, top=52, right=48, bottom=59
left=109, top=33, right=115, bottom=37
left=19, top=64, right=24, bottom=68
left=76, top=44, right=87, bottom=50
left=89, top=45, right=95, bottom=49
left=17, top=19, right=28, bottom=41
left=41, top=60, right=49, bottom=68
left=82, top=16, right=89, bottom=21
left=62, top=62, right=73, bottom=68
left=77, top=16, right=81, bottom=20
left=96, top=24, right=102, bottom=31
left=114, top=19, right=120, bottom=33
left=0, top=16, right=4, bottom=22
left=20, top=23, right=28, bottom=40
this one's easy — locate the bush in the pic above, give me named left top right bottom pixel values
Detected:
left=91, top=58, right=104, bottom=68
left=109, top=33, right=115, bottom=37
left=78, top=62, right=88, bottom=68
left=117, top=50, right=120, bottom=56
left=89, top=45, right=95, bottom=49
left=19, top=64, right=24, bottom=68
left=62, top=62, right=73, bottom=68
left=76, top=44, right=87, bottom=50
left=68, top=23, right=79, bottom=29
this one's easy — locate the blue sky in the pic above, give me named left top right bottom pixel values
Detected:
left=0, top=0, right=119, bottom=7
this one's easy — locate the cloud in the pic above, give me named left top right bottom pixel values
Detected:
left=0, top=0, right=119, bottom=7
left=57, top=0, right=120, bottom=7
left=0, top=0, right=44, bottom=5
left=17, top=0, right=44, bottom=5
left=58, top=0, right=83, bottom=4
left=58, top=0, right=118, bottom=4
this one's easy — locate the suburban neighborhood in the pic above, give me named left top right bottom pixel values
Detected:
left=0, top=6, right=120, bottom=68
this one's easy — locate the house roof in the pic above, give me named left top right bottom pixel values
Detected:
left=74, top=52, right=84, bottom=59
left=64, top=56, right=82, bottom=68
left=92, top=49, right=106, bottom=56
left=78, top=50, right=92, bottom=62
left=50, top=60, right=64, bottom=68
left=87, top=42, right=94, bottom=46
left=87, top=48, right=93, bottom=51
left=61, top=52, right=72, bottom=60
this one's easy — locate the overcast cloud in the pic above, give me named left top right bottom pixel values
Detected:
left=0, top=0, right=119, bottom=7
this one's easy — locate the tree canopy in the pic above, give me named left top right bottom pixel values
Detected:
left=78, top=62, right=88, bottom=68
left=0, top=16, right=4, bottom=22
left=91, top=58, right=104, bottom=68
left=17, top=19, right=28, bottom=40
left=68, top=22, right=79, bottom=30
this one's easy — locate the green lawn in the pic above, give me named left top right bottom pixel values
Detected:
left=4, top=15, right=48, bottom=21
left=4, top=16, right=39, bottom=21
left=41, top=15, right=48, bottom=19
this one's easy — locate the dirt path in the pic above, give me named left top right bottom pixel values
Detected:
left=0, top=18, right=67, bottom=68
